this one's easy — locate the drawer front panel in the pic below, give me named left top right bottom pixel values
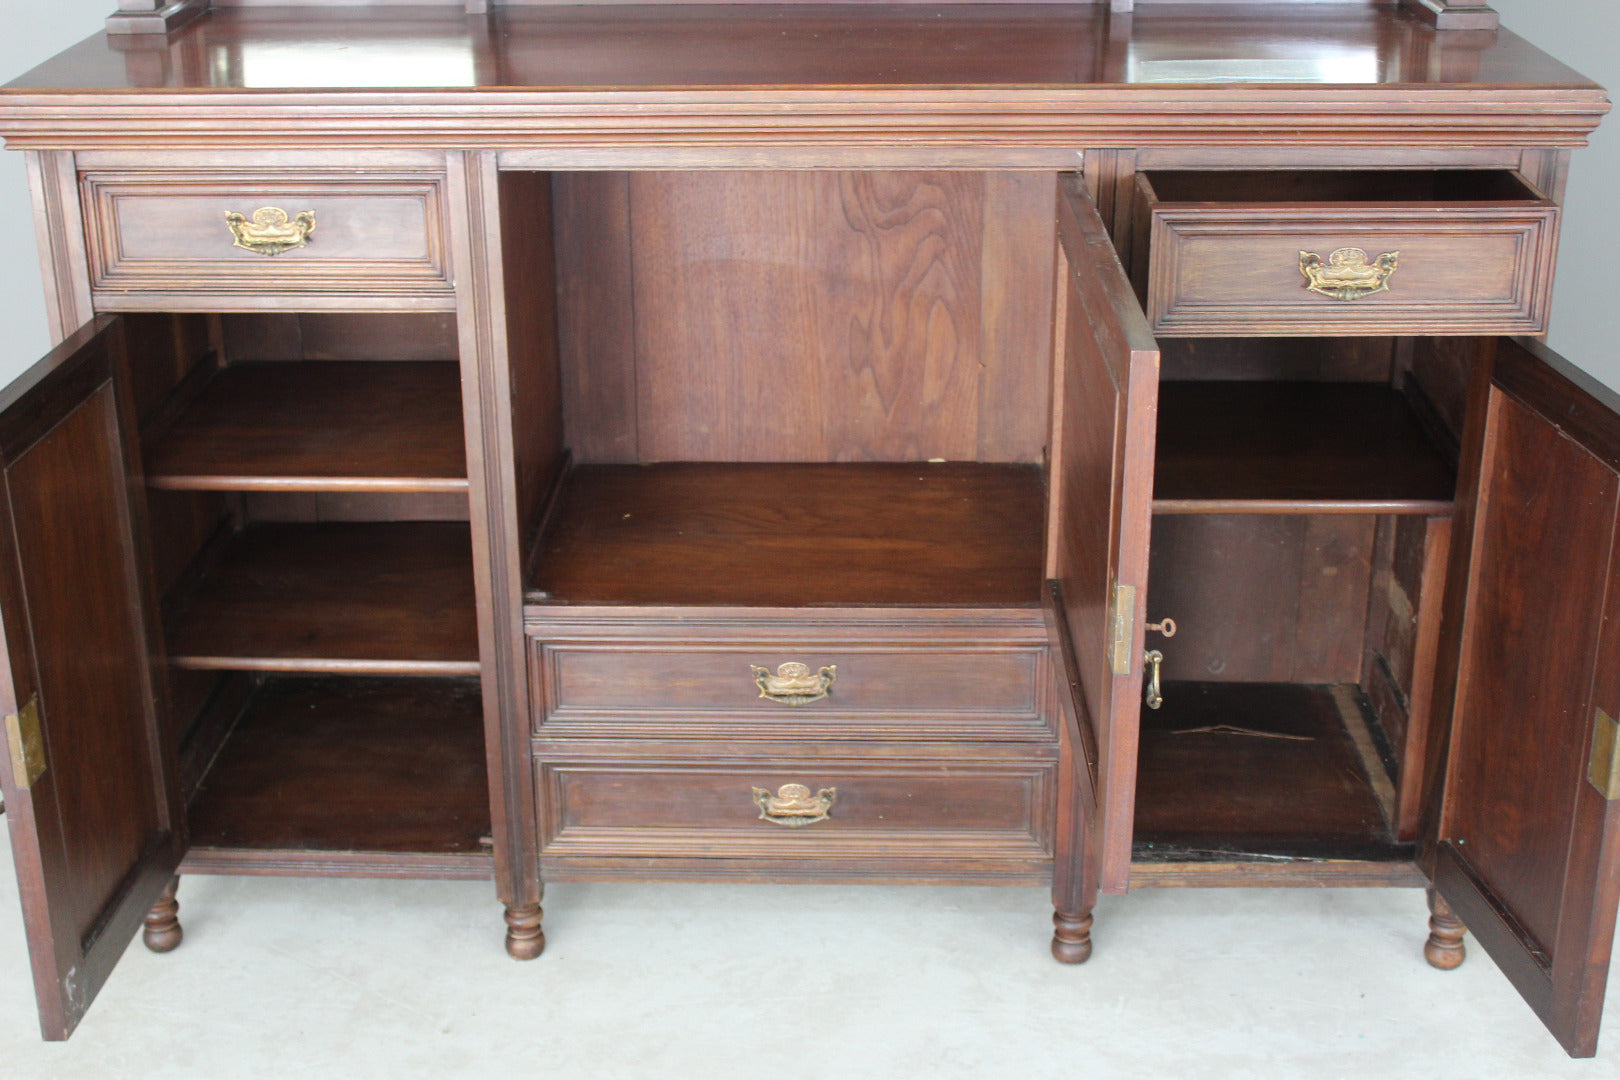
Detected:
left=532, top=641, right=1049, bottom=737
left=1145, top=207, right=1558, bottom=336
left=82, top=173, right=453, bottom=306
left=536, top=753, right=1055, bottom=881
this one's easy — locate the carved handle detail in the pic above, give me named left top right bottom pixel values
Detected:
left=752, top=783, right=837, bottom=827
left=1300, top=247, right=1399, bottom=301
left=225, top=207, right=316, bottom=256
left=751, top=662, right=836, bottom=706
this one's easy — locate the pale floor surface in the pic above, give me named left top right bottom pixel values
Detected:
left=2, top=828, right=1617, bottom=1080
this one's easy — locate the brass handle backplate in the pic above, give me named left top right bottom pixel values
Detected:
left=225, top=207, right=316, bottom=256
left=753, top=783, right=837, bottom=827
left=1300, top=247, right=1399, bottom=301
left=751, top=662, right=836, bottom=706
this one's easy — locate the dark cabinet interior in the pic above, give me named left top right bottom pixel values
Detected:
left=121, top=310, right=491, bottom=878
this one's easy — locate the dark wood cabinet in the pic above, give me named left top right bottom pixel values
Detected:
left=0, top=0, right=1617, bottom=1059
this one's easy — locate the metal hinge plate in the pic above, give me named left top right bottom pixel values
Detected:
left=1590, top=706, right=1620, bottom=802
left=1109, top=582, right=1136, bottom=677
left=5, top=692, right=44, bottom=791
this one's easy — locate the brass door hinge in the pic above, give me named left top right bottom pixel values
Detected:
left=1109, top=582, right=1136, bottom=677
left=5, top=692, right=44, bottom=791
left=1590, top=706, right=1620, bottom=801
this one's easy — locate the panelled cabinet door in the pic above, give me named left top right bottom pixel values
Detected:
left=0, top=316, right=185, bottom=1041
left=1048, top=174, right=1160, bottom=895
left=1428, top=337, right=1620, bottom=1058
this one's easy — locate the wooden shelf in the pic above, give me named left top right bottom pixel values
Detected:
left=184, top=676, right=492, bottom=877
left=168, top=522, right=480, bottom=676
left=1152, top=382, right=1456, bottom=515
left=147, top=361, right=468, bottom=494
left=530, top=462, right=1047, bottom=607
left=1133, top=682, right=1402, bottom=863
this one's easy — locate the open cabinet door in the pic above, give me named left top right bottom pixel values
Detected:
left=0, top=316, right=185, bottom=1040
left=1428, top=337, right=1620, bottom=1057
left=1048, top=174, right=1160, bottom=898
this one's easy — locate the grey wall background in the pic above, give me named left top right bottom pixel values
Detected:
left=0, top=1, right=1614, bottom=386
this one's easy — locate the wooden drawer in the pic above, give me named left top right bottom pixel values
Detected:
left=80, top=170, right=454, bottom=309
left=525, top=607, right=1055, bottom=740
left=1132, top=170, right=1559, bottom=336
left=535, top=745, right=1056, bottom=884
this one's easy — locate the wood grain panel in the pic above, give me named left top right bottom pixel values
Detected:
left=167, top=522, right=479, bottom=675
left=553, top=172, right=638, bottom=463
left=1149, top=515, right=1303, bottom=683
left=537, top=752, right=1055, bottom=878
left=1134, top=682, right=1394, bottom=861
left=1445, top=390, right=1616, bottom=959
left=81, top=172, right=455, bottom=304
left=1429, top=338, right=1620, bottom=1057
left=146, top=361, right=468, bottom=493
left=1138, top=170, right=1559, bottom=337
left=498, top=170, right=565, bottom=542
left=1362, top=513, right=1451, bottom=840
left=1051, top=174, right=1159, bottom=893
left=615, top=171, right=1049, bottom=464
left=219, top=313, right=459, bottom=363
left=632, top=171, right=981, bottom=461
left=0, top=318, right=184, bottom=1040
left=977, top=171, right=1056, bottom=463
left=534, top=642, right=1048, bottom=738
left=1159, top=336, right=1396, bottom=383
left=1294, top=515, right=1379, bottom=683
left=188, top=676, right=491, bottom=863
left=1147, top=514, right=1373, bottom=685
left=530, top=462, right=1045, bottom=607
left=1152, top=381, right=1455, bottom=514
left=6, top=385, right=164, bottom=945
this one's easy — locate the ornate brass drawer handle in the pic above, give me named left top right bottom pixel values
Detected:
left=1300, top=247, right=1399, bottom=301
left=751, top=662, right=836, bottom=706
left=225, top=207, right=316, bottom=256
left=753, top=783, right=837, bottom=827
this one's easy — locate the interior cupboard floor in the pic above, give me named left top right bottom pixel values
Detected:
left=146, top=361, right=468, bottom=493
left=167, top=522, right=480, bottom=676
left=1132, top=681, right=1403, bottom=864
left=1152, top=382, right=1456, bottom=514
left=184, top=676, right=491, bottom=876
left=529, top=462, right=1047, bottom=606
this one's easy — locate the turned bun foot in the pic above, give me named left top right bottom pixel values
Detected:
left=1051, top=909, right=1093, bottom=964
left=1424, top=888, right=1466, bottom=970
left=143, top=878, right=183, bottom=954
left=505, top=901, right=545, bottom=960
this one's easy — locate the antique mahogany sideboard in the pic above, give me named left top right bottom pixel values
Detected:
left=1, top=0, right=1618, bottom=1057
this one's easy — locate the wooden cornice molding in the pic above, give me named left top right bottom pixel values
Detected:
left=0, top=86, right=1606, bottom=159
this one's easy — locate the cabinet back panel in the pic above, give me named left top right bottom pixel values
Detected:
left=1159, top=337, right=1397, bottom=383
left=554, top=171, right=1053, bottom=464
left=219, top=313, right=460, bottom=363
left=1147, top=513, right=1374, bottom=684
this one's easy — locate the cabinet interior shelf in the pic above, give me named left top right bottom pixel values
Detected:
left=167, top=521, right=480, bottom=676
left=146, top=361, right=469, bottom=494
left=184, top=675, right=492, bottom=875
left=1152, top=382, right=1456, bottom=515
left=528, top=461, right=1048, bottom=607
left=1133, top=681, right=1404, bottom=864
